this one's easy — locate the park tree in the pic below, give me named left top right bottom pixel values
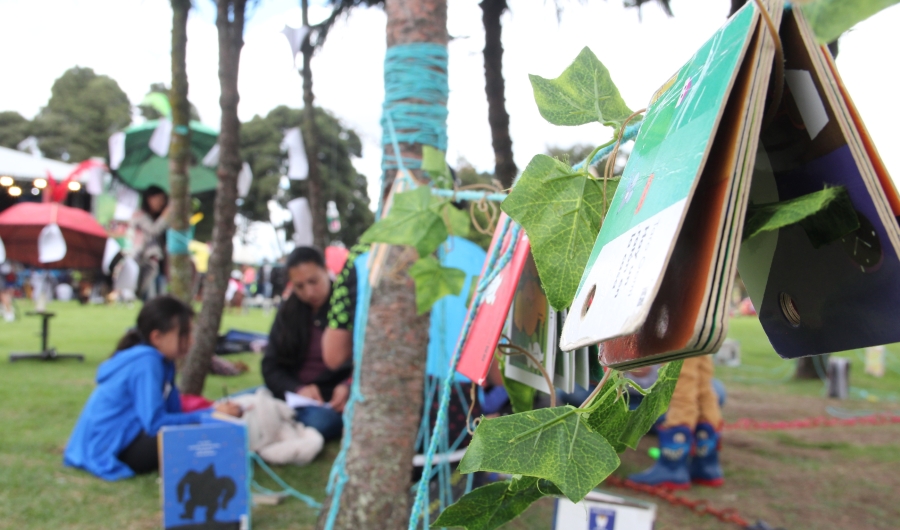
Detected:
left=239, top=105, right=374, bottom=246
left=139, top=82, right=201, bottom=121
left=0, top=112, right=33, bottom=150
left=315, top=0, right=447, bottom=527
left=180, top=0, right=247, bottom=396
left=480, top=0, right=517, bottom=189
left=31, top=67, right=132, bottom=162
left=300, top=0, right=328, bottom=249
left=168, top=0, right=195, bottom=303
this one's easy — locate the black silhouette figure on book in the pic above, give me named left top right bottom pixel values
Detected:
left=177, top=464, right=236, bottom=523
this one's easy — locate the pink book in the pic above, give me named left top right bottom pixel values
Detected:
left=456, top=214, right=531, bottom=385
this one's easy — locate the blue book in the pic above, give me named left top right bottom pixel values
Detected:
left=160, top=418, right=250, bottom=530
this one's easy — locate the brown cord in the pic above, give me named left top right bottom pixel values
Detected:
left=497, top=336, right=557, bottom=408
left=466, top=382, right=480, bottom=435
left=752, top=0, right=785, bottom=130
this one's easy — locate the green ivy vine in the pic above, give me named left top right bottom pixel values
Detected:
left=361, top=46, right=682, bottom=529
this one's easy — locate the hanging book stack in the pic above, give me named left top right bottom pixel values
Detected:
left=558, top=0, right=900, bottom=368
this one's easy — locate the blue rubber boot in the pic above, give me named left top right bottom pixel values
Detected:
left=690, top=422, right=724, bottom=487
left=628, top=425, right=692, bottom=490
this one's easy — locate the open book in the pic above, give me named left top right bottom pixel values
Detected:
left=560, top=1, right=900, bottom=368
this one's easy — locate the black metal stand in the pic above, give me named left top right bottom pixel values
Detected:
left=9, top=311, right=84, bottom=362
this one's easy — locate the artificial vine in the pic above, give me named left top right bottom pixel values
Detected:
left=362, top=46, right=684, bottom=529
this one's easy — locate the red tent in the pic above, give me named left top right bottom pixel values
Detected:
left=0, top=203, right=108, bottom=269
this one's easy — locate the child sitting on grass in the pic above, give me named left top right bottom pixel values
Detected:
left=64, top=295, right=241, bottom=480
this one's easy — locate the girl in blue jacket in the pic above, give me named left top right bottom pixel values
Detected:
left=64, top=295, right=241, bottom=480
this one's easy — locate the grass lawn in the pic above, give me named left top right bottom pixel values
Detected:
left=1, top=301, right=898, bottom=529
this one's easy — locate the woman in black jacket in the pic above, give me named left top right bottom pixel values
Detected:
left=261, top=247, right=351, bottom=441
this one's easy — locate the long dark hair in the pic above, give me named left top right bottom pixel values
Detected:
left=140, top=185, right=168, bottom=220
left=273, top=246, right=328, bottom=366
left=114, top=295, right=195, bottom=354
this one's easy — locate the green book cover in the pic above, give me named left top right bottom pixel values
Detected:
left=561, top=3, right=759, bottom=351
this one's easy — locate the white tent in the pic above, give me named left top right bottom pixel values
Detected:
left=0, top=146, right=77, bottom=181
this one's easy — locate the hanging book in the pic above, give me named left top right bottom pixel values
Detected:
left=456, top=214, right=531, bottom=385
left=502, top=251, right=558, bottom=394
left=561, top=1, right=900, bottom=368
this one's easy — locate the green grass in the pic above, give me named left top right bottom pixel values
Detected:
left=718, top=317, right=900, bottom=403
left=2, top=304, right=898, bottom=529
left=0, top=299, right=328, bottom=530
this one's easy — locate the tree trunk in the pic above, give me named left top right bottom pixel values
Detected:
left=179, top=0, right=246, bottom=396
left=315, top=1, right=447, bottom=528
left=301, top=0, right=327, bottom=249
left=729, top=0, right=746, bottom=17
left=795, top=355, right=828, bottom=380
left=317, top=246, right=431, bottom=530
left=480, top=0, right=516, bottom=189
left=168, top=0, right=193, bottom=303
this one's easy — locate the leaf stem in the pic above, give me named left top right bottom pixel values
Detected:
left=579, top=368, right=614, bottom=409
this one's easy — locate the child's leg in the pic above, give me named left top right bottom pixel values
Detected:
left=118, top=432, right=159, bottom=474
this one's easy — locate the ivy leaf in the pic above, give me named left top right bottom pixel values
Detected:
left=619, top=361, right=683, bottom=449
left=743, top=186, right=859, bottom=248
left=500, top=355, right=536, bottom=414
left=459, top=406, right=619, bottom=502
left=422, top=145, right=454, bottom=189
left=529, top=47, right=633, bottom=128
left=502, top=154, right=619, bottom=310
left=582, top=373, right=631, bottom=453
left=431, top=476, right=559, bottom=530
left=436, top=202, right=471, bottom=239
left=801, top=0, right=900, bottom=44
left=408, top=256, right=466, bottom=315
left=360, top=186, right=447, bottom=257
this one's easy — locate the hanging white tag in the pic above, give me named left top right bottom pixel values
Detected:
left=281, top=127, right=308, bottom=180
left=202, top=143, right=220, bottom=167
left=108, top=132, right=126, bottom=170
left=0, top=235, right=6, bottom=264
left=237, top=162, right=253, bottom=198
left=148, top=118, right=173, bottom=157
left=287, top=197, right=313, bottom=247
left=102, top=238, right=121, bottom=275
left=38, top=223, right=67, bottom=263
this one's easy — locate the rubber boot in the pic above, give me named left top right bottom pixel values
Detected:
left=690, top=422, right=724, bottom=487
left=628, top=425, right=692, bottom=490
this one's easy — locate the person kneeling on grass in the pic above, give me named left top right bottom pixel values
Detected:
left=64, top=295, right=241, bottom=481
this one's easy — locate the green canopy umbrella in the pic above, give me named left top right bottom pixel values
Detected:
left=111, top=120, right=220, bottom=194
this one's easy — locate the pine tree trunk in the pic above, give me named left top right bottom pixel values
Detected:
left=315, top=1, right=447, bottom=528
left=179, top=0, right=246, bottom=396
left=301, top=0, right=327, bottom=249
left=480, top=0, right=516, bottom=189
left=168, top=0, right=193, bottom=303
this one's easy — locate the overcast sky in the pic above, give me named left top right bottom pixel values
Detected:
left=1, top=0, right=898, bottom=209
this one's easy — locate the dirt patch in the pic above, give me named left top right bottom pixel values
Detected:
left=612, top=383, right=900, bottom=530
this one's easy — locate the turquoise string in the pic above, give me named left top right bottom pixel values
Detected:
left=322, top=274, right=370, bottom=530
left=249, top=452, right=322, bottom=509
left=572, top=122, right=642, bottom=171
left=408, top=218, right=519, bottom=529
left=166, top=227, right=193, bottom=255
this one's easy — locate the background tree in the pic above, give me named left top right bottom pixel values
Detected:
left=0, top=112, right=33, bottom=150
left=300, top=0, right=327, bottom=249
left=180, top=0, right=247, bottom=396
left=168, top=0, right=194, bottom=303
left=239, top=105, right=374, bottom=246
left=315, top=0, right=446, bottom=527
left=31, top=67, right=132, bottom=162
left=480, top=0, right=517, bottom=189
left=139, top=82, right=202, bottom=121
